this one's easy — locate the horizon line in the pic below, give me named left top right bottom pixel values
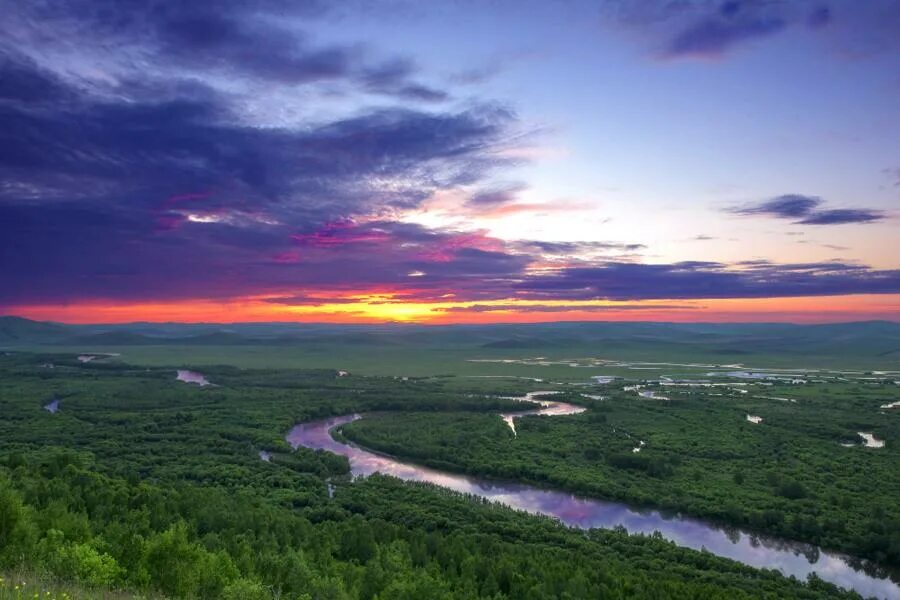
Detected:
left=4, top=314, right=899, bottom=328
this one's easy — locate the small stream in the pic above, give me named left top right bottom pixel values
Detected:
left=499, top=391, right=585, bottom=435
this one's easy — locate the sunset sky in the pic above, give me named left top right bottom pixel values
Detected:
left=1, top=0, right=899, bottom=323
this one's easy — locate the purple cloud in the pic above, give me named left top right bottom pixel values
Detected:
left=3, top=188, right=898, bottom=307
left=729, top=194, right=885, bottom=225
left=467, top=183, right=528, bottom=207
left=361, top=59, right=449, bottom=102
left=512, top=240, right=646, bottom=255
left=0, top=53, right=71, bottom=103
left=808, top=5, right=832, bottom=29
left=513, top=261, right=900, bottom=301
left=610, top=1, right=900, bottom=60
left=2, top=1, right=446, bottom=102
left=437, top=303, right=699, bottom=313
left=731, top=194, right=822, bottom=218
left=0, top=47, right=515, bottom=219
left=0, top=43, right=526, bottom=306
left=1, top=1, right=897, bottom=315
left=666, top=11, right=786, bottom=58
left=797, top=209, right=885, bottom=225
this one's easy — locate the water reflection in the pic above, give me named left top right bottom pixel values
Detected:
left=176, top=370, right=211, bottom=386
left=498, top=391, right=585, bottom=435
left=287, top=414, right=900, bottom=599
left=858, top=432, right=885, bottom=448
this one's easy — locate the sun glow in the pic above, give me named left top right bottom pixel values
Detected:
left=5, top=294, right=899, bottom=325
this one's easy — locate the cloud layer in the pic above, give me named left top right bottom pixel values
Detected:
left=1, top=1, right=898, bottom=318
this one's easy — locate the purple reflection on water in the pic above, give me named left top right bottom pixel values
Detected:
left=176, top=370, right=211, bottom=386
left=286, top=414, right=900, bottom=599
left=499, top=391, right=585, bottom=434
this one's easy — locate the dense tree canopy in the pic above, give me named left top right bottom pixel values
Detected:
left=0, top=351, right=890, bottom=598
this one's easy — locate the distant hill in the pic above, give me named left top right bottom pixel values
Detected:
left=481, top=337, right=566, bottom=349
left=64, top=331, right=160, bottom=345
left=169, top=332, right=253, bottom=345
left=0, top=316, right=69, bottom=343
left=2, top=316, right=899, bottom=362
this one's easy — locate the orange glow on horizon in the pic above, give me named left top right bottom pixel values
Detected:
left=3, top=293, right=899, bottom=324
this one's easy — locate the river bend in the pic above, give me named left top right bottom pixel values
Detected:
left=286, top=402, right=899, bottom=599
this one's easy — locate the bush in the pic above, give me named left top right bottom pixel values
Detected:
left=777, top=480, right=808, bottom=500
left=52, top=541, right=123, bottom=587
left=222, top=578, right=272, bottom=600
left=0, top=483, right=36, bottom=567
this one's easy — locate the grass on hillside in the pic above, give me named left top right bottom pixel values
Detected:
left=0, top=572, right=159, bottom=600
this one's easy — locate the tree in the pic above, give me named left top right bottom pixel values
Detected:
left=222, top=578, right=272, bottom=600
left=51, top=541, right=124, bottom=587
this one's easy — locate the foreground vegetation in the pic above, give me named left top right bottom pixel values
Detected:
left=0, top=571, right=160, bottom=600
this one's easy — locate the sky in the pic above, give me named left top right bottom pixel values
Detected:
left=1, top=0, right=899, bottom=324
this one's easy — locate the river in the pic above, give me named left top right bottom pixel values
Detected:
left=286, top=401, right=899, bottom=599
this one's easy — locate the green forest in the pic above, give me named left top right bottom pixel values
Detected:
left=343, top=381, right=900, bottom=567
left=0, top=351, right=893, bottom=598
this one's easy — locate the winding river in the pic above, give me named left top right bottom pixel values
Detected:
left=286, top=395, right=900, bottom=599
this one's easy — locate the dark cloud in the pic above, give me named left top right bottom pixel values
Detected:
left=0, top=51, right=71, bottom=103
left=513, top=240, right=646, bottom=255
left=153, top=8, right=352, bottom=84
left=3, top=180, right=898, bottom=306
left=731, top=194, right=823, bottom=218
left=797, top=209, right=885, bottom=225
left=0, top=57, right=513, bottom=215
left=608, top=0, right=900, bottom=60
left=665, top=10, right=786, bottom=58
left=2, top=1, right=897, bottom=313
left=729, top=194, right=885, bottom=225
left=361, top=60, right=449, bottom=102
left=0, top=50, right=520, bottom=305
left=3, top=1, right=446, bottom=102
left=436, top=303, right=699, bottom=313
left=467, top=183, right=528, bottom=207
left=808, top=5, right=832, bottom=29
left=450, top=64, right=504, bottom=86
left=513, top=261, right=900, bottom=301
left=263, top=295, right=363, bottom=306
left=607, top=0, right=791, bottom=59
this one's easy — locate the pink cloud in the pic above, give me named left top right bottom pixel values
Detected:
left=417, top=230, right=505, bottom=262
left=271, top=250, right=302, bottom=263
left=291, top=219, right=392, bottom=248
left=472, top=200, right=591, bottom=219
